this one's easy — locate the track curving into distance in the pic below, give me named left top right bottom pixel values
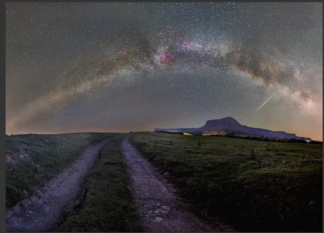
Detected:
left=6, top=137, right=110, bottom=232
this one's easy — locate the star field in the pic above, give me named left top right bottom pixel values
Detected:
left=6, top=2, right=323, bottom=140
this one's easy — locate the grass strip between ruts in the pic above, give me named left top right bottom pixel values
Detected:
left=54, top=134, right=144, bottom=232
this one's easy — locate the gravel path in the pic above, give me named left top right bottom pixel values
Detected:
left=6, top=137, right=110, bottom=232
left=122, top=136, right=235, bottom=232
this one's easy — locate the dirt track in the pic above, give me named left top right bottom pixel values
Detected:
left=122, top=136, right=235, bottom=232
left=6, top=137, right=110, bottom=232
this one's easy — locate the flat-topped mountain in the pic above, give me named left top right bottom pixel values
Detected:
left=154, top=117, right=312, bottom=140
left=200, top=117, right=247, bottom=132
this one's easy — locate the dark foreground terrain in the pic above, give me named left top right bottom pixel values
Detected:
left=121, top=135, right=234, bottom=232
left=129, top=132, right=322, bottom=232
left=6, top=132, right=322, bottom=231
left=54, top=134, right=144, bottom=232
left=6, top=133, right=113, bottom=208
left=6, top=133, right=144, bottom=232
left=6, top=137, right=111, bottom=231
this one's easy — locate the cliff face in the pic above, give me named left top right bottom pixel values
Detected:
left=155, top=117, right=312, bottom=140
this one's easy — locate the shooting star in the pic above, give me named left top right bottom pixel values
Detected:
left=256, top=91, right=277, bottom=112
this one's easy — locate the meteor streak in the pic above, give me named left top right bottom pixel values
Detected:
left=256, top=91, right=277, bottom=112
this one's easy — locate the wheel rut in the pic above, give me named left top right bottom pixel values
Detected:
left=122, top=136, right=235, bottom=232
left=6, top=137, right=110, bottom=232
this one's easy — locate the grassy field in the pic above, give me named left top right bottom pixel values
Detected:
left=129, top=132, right=322, bottom=232
left=54, top=134, right=144, bottom=232
left=6, top=132, right=114, bottom=208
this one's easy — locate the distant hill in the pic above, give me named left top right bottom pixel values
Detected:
left=154, top=117, right=313, bottom=141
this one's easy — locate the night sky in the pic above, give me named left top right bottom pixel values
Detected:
left=6, top=2, right=323, bottom=140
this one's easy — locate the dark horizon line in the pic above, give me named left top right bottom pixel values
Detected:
left=5, top=130, right=154, bottom=136
left=5, top=131, right=323, bottom=142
